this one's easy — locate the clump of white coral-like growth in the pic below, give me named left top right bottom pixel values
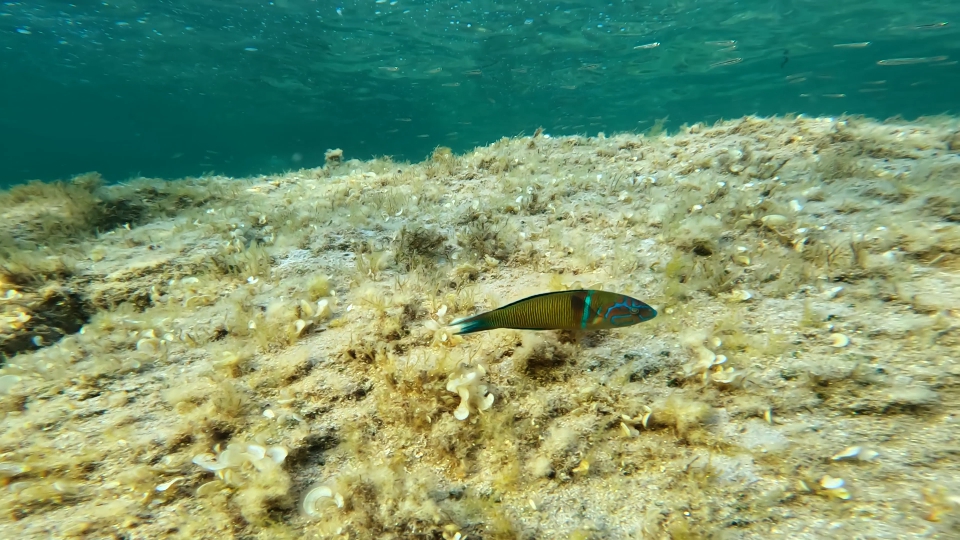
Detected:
left=300, top=458, right=443, bottom=529
left=192, top=442, right=292, bottom=524
left=192, top=442, right=288, bottom=485
left=446, top=363, right=495, bottom=420
left=680, top=331, right=748, bottom=387
left=680, top=331, right=723, bottom=378
left=423, top=304, right=463, bottom=348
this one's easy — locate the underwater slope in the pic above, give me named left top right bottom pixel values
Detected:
left=1, top=115, right=959, bottom=539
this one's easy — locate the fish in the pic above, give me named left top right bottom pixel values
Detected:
left=833, top=42, right=871, bottom=48
left=449, top=290, right=657, bottom=335
left=876, top=55, right=948, bottom=66
left=709, top=57, right=742, bottom=69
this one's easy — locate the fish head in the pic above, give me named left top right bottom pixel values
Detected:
left=602, top=294, right=658, bottom=326
left=624, top=295, right=657, bottom=323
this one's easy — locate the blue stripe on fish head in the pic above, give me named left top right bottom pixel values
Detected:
left=604, top=296, right=638, bottom=326
left=608, top=309, right=637, bottom=326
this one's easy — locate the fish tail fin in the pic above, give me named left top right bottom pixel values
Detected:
left=449, top=313, right=498, bottom=335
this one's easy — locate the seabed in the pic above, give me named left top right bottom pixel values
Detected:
left=1, top=115, right=959, bottom=539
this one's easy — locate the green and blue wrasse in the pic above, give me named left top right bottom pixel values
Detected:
left=450, top=289, right=657, bottom=335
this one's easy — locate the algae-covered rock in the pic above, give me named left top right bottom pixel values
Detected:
left=0, top=285, right=89, bottom=361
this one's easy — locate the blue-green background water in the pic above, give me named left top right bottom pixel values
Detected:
left=1, top=0, right=958, bottom=185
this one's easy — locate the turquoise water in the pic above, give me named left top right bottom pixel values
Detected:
left=1, top=0, right=958, bottom=185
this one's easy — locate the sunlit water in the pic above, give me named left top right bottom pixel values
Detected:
left=1, top=0, right=957, bottom=184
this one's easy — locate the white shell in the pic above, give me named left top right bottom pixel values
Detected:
left=824, top=286, right=844, bottom=299
left=303, top=485, right=345, bottom=518
left=829, top=333, right=850, bottom=348
left=831, top=446, right=862, bottom=460
left=192, top=453, right=230, bottom=471
left=245, top=444, right=267, bottom=461
left=266, top=446, right=288, bottom=464
left=136, top=338, right=159, bottom=354
left=761, top=214, right=789, bottom=228
left=729, top=289, right=753, bottom=302
left=303, top=486, right=332, bottom=517
left=156, top=477, right=184, bottom=492
left=218, top=445, right=247, bottom=467
left=820, top=475, right=845, bottom=490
